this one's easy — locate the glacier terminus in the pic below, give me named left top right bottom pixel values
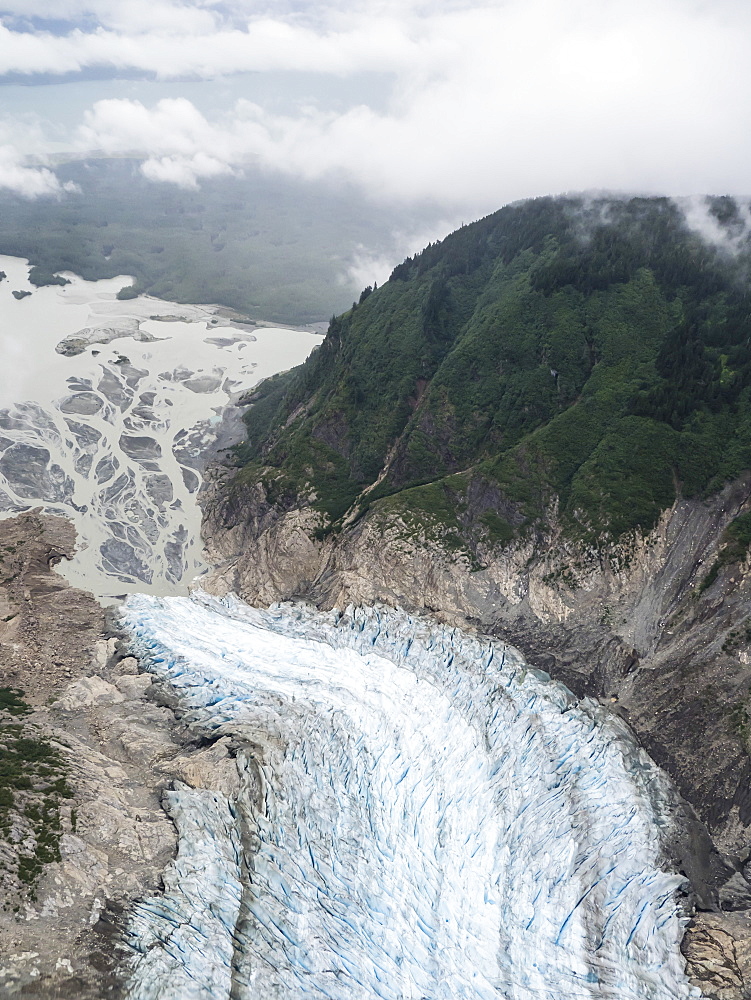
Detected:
left=119, top=592, right=702, bottom=1000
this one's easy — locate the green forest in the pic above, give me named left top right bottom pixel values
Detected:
left=233, top=195, right=751, bottom=552
left=0, top=158, right=437, bottom=325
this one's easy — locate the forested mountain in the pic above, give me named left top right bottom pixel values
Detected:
left=233, top=194, right=751, bottom=553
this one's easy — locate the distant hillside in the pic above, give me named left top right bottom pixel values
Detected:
left=232, top=194, right=751, bottom=548
left=0, top=158, right=440, bottom=324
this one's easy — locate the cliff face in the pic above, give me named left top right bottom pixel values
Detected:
left=201, top=468, right=751, bottom=995
left=203, top=471, right=751, bottom=846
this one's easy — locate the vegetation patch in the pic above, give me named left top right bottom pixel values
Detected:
left=0, top=692, right=71, bottom=900
left=27, top=266, right=70, bottom=288
left=701, top=512, right=751, bottom=592
left=375, top=478, right=470, bottom=554
left=0, top=688, right=30, bottom=717
left=723, top=512, right=751, bottom=563
left=721, top=620, right=751, bottom=653
left=729, top=702, right=751, bottom=749
left=480, top=510, right=515, bottom=546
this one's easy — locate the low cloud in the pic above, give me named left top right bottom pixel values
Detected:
left=77, top=97, right=253, bottom=188
left=4, top=0, right=751, bottom=212
left=678, top=195, right=751, bottom=255
left=140, top=153, right=235, bottom=188
left=343, top=217, right=468, bottom=293
left=0, top=145, right=77, bottom=198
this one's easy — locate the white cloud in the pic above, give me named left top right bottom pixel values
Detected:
left=0, top=15, right=436, bottom=79
left=80, top=96, right=217, bottom=155
left=678, top=195, right=751, bottom=255
left=77, top=96, right=255, bottom=186
left=345, top=218, right=463, bottom=290
left=0, top=144, right=77, bottom=198
left=141, top=152, right=236, bottom=187
left=3, top=0, right=751, bottom=211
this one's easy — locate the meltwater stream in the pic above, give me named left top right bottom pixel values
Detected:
left=121, top=592, right=700, bottom=1000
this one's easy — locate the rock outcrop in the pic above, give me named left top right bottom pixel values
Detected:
left=0, top=513, right=240, bottom=998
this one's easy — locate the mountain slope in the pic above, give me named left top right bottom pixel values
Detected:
left=231, top=194, right=751, bottom=546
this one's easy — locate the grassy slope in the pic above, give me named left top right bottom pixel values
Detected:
left=233, top=194, right=751, bottom=554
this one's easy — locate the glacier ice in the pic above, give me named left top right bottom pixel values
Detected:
left=120, top=592, right=703, bottom=1000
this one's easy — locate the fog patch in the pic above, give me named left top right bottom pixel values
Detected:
left=343, top=216, right=464, bottom=293
left=0, top=145, right=78, bottom=199
left=676, top=195, right=751, bottom=255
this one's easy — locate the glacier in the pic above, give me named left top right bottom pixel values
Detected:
left=120, top=591, right=703, bottom=1000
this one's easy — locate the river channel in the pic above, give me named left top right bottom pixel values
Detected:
left=0, top=255, right=322, bottom=599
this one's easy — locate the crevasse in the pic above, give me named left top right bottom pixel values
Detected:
left=120, top=591, right=702, bottom=1000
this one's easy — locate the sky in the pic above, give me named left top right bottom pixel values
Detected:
left=0, top=0, right=750, bottom=217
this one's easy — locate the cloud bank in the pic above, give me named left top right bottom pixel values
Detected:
left=1, top=0, right=751, bottom=209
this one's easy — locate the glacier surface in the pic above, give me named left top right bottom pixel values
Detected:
left=120, top=592, right=702, bottom=1000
